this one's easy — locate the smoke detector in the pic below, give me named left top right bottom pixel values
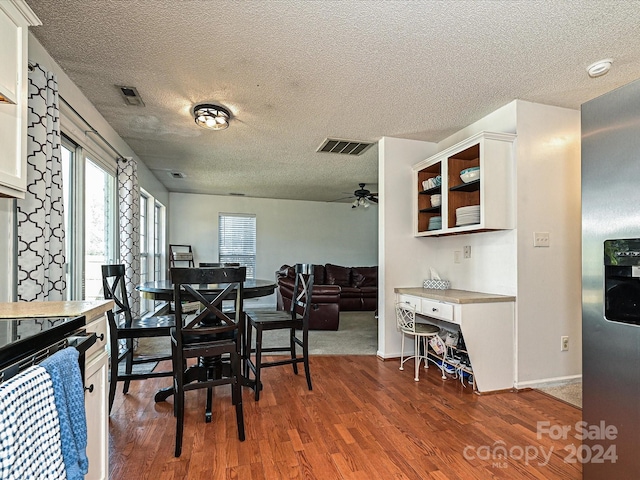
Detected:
left=587, top=59, right=613, bottom=78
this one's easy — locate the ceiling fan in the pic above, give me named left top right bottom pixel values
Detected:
left=333, top=183, right=378, bottom=208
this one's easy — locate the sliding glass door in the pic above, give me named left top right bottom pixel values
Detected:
left=61, top=138, right=117, bottom=301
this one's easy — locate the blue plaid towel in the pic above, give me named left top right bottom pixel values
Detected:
left=42, top=348, right=88, bottom=480
left=0, top=365, right=66, bottom=480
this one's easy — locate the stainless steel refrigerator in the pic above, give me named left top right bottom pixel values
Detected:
left=582, top=78, right=640, bottom=478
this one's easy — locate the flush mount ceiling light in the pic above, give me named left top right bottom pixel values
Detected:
left=587, top=59, right=613, bottom=78
left=193, top=103, right=231, bottom=130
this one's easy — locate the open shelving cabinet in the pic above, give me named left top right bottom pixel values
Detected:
left=413, top=131, right=516, bottom=237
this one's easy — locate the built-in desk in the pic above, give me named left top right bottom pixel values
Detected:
left=394, top=288, right=515, bottom=392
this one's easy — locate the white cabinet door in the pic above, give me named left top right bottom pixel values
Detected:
left=85, top=350, right=108, bottom=480
left=0, top=8, right=19, bottom=104
left=0, top=1, right=39, bottom=198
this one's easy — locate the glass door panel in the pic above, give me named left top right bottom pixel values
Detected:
left=85, top=159, right=116, bottom=300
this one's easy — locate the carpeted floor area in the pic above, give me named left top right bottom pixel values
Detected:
left=257, top=310, right=378, bottom=355
left=135, top=310, right=378, bottom=358
left=536, top=381, right=582, bottom=408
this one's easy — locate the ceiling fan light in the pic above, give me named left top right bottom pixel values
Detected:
left=352, top=199, right=359, bottom=208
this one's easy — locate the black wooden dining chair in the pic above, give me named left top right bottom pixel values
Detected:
left=101, top=264, right=175, bottom=414
left=245, top=263, right=314, bottom=401
left=170, top=266, right=246, bottom=457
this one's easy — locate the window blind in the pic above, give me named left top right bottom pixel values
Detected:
left=218, top=213, right=256, bottom=279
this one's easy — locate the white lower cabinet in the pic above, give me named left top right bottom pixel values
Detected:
left=84, top=311, right=109, bottom=480
left=85, top=349, right=108, bottom=480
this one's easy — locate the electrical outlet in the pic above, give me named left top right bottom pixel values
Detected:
left=534, top=232, right=550, bottom=247
left=561, top=336, right=569, bottom=351
left=464, top=245, right=471, bottom=258
left=454, top=251, right=461, bottom=263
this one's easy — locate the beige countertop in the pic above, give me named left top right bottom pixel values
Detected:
left=394, top=287, right=515, bottom=304
left=0, top=300, right=113, bottom=319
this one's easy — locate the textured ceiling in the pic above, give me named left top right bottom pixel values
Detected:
left=26, top=0, right=640, bottom=202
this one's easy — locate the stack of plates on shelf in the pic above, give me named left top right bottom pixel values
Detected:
left=456, top=205, right=480, bottom=226
left=428, top=216, right=442, bottom=230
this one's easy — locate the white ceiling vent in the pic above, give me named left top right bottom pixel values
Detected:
left=117, top=85, right=145, bottom=107
left=317, top=138, right=373, bottom=156
left=168, top=171, right=185, bottom=179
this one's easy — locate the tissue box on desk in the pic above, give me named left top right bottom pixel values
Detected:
left=423, top=279, right=450, bottom=290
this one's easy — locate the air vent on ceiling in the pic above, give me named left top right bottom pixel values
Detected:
left=117, top=85, right=145, bottom=107
left=317, top=138, right=373, bottom=156
left=168, top=171, right=185, bottom=179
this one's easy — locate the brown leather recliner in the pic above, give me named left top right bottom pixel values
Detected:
left=276, top=270, right=340, bottom=330
left=276, top=263, right=378, bottom=330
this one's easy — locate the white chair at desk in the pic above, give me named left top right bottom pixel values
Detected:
left=395, top=302, right=446, bottom=381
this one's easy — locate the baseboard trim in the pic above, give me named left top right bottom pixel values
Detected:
left=376, top=353, right=401, bottom=361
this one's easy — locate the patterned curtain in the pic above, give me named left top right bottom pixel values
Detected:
left=16, top=64, right=65, bottom=301
left=117, top=158, right=140, bottom=317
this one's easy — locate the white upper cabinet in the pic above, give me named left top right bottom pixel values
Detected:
left=413, top=131, right=516, bottom=237
left=0, top=0, right=41, bottom=199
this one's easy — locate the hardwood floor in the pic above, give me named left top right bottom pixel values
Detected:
left=108, top=356, right=582, bottom=479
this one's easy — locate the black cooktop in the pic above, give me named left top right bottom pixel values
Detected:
left=0, top=315, right=86, bottom=368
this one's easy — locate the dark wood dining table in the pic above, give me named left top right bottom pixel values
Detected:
left=137, top=278, right=277, bottom=302
left=136, top=278, right=277, bottom=403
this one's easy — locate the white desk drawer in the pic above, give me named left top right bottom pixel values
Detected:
left=397, top=294, right=421, bottom=312
left=420, top=299, right=454, bottom=322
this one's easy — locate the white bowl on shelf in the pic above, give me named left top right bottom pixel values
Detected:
left=460, top=167, right=480, bottom=183
left=430, top=194, right=441, bottom=207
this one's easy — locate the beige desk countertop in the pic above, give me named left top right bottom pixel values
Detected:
left=0, top=300, right=113, bottom=319
left=394, top=287, right=515, bottom=304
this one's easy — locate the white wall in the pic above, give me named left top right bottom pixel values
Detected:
left=169, top=192, right=378, bottom=307
left=378, top=136, right=438, bottom=358
left=514, top=100, right=582, bottom=386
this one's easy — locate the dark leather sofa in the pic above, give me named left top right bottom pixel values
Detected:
left=276, top=263, right=378, bottom=330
